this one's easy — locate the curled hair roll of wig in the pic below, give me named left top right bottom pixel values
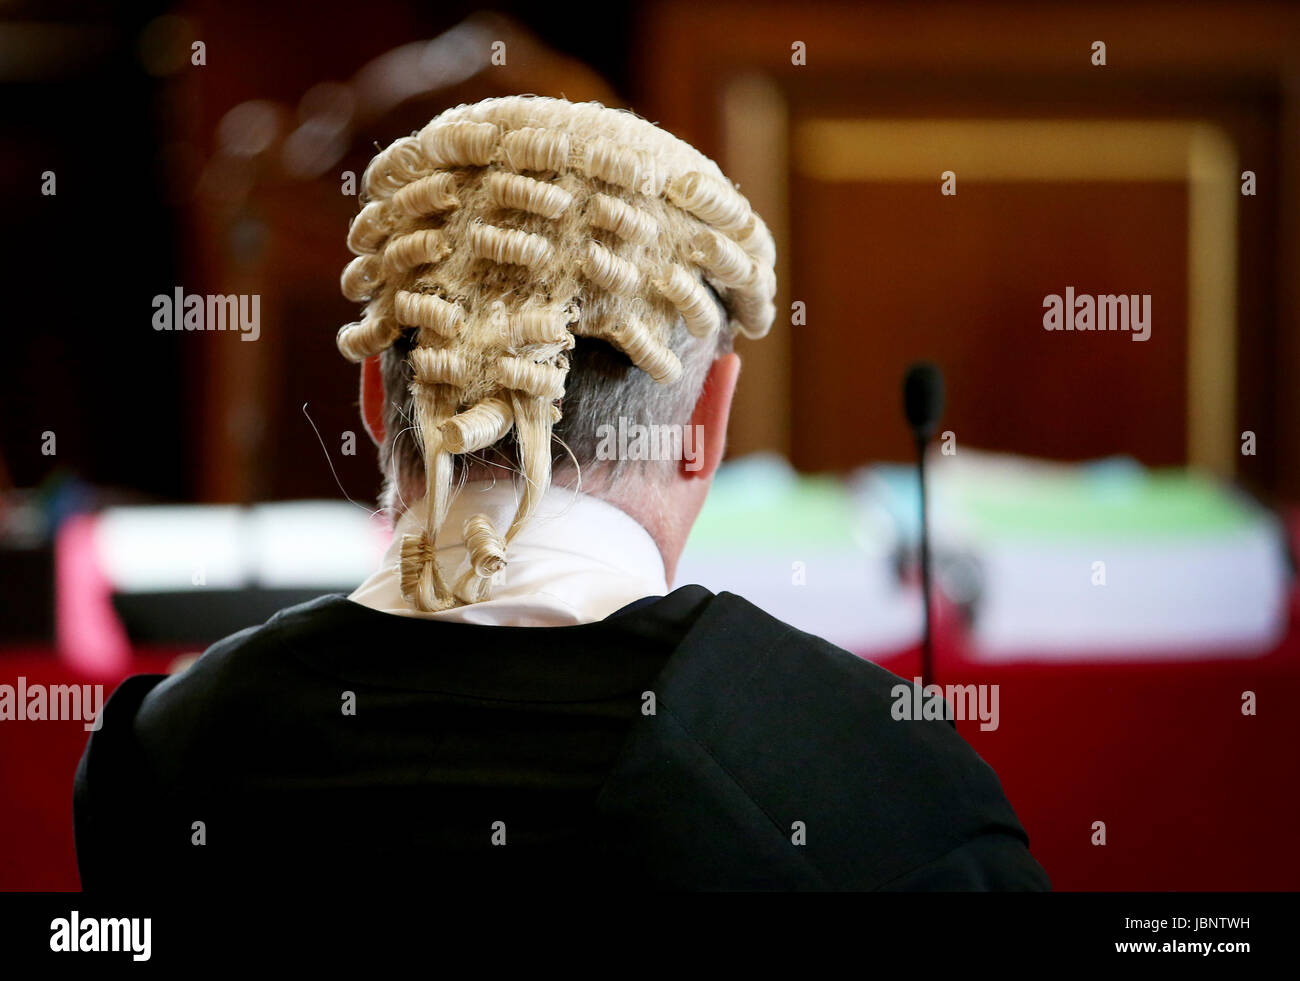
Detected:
left=340, top=96, right=776, bottom=611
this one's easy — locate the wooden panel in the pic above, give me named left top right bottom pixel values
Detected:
left=791, top=178, right=1188, bottom=469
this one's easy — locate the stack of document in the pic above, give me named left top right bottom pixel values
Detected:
left=856, top=452, right=1292, bottom=660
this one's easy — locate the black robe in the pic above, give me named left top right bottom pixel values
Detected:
left=73, top=586, right=1050, bottom=891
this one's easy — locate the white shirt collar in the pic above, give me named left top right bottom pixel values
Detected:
left=348, top=480, right=668, bottom=626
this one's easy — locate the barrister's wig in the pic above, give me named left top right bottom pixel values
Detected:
left=339, top=96, right=776, bottom=612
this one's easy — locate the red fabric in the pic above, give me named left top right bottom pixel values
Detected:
left=0, top=651, right=178, bottom=891
left=960, top=653, right=1300, bottom=890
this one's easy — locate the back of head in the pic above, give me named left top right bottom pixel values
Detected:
left=339, top=96, right=776, bottom=612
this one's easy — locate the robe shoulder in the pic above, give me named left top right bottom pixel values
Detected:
left=596, top=590, right=1051, bottom=891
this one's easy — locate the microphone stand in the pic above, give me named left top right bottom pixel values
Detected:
left=902, top=360, right=943, bottom=691
left=915, top=433, right=934, bottom=689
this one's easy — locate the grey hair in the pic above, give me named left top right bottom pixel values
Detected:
left=376, top=295, right=733, bottom=517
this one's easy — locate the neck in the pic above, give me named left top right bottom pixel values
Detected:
left=588, top=476, right=703, bottom=587
left=390, top=466, right=702, bottom=587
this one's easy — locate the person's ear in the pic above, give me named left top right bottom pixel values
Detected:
left=683, top=352, right=740, bottom=481
left=360, top=355, right=386, bottom=446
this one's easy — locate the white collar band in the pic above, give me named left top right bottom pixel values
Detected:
left=349, top=480, right=668, bottom=626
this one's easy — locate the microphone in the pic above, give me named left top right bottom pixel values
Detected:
left=903, top=361, right=945, bottom=442
left=901, top=362, right=944, bottom=688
